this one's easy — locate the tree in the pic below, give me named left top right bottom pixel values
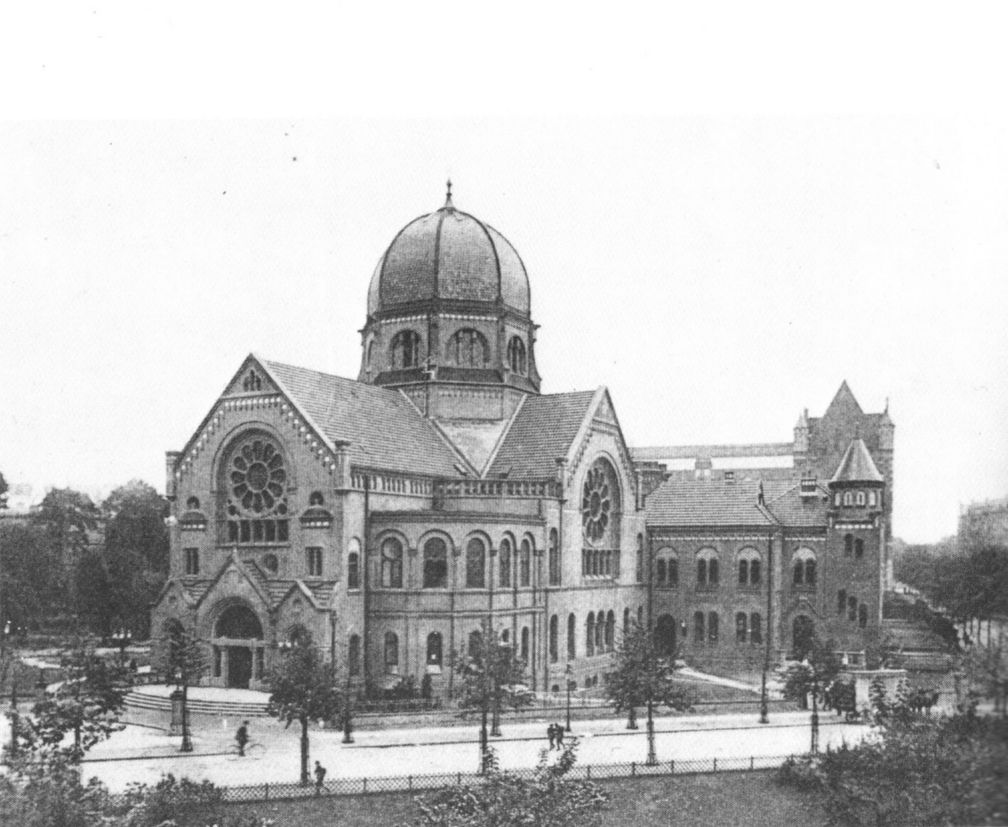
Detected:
left=415, top=741, right=610, bottom=827
left=266, top=635, right=343, bottom=785
left=777, top=637, right=841, bottom=709
left=0, top=470, right=8, bottom=510
left=603, top=622, right=693, bottom=765
left=26, top=637, right=130, bottom=761
left=159, top=622, right=207, bottom=752
left=453, top=622, right=532, bottom=773
left=101, top=480, right=169, bottom=639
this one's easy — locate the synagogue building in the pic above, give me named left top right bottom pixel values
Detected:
left=151, top=187, right=893, bottom=693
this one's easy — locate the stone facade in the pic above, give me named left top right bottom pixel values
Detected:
left=152, top=189, right=892, bottom=693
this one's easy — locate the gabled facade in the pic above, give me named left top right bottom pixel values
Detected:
left=152, top=191, right=648, bottom=695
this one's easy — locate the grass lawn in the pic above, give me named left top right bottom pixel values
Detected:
left=211, top=769, right=827, bottom=826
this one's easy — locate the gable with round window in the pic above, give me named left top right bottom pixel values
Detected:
left=581, top=458, right=621, bottom=579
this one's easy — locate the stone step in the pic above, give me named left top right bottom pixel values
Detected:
left=124, top=691, right=270, bottom=718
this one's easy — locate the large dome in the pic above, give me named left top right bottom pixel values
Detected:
left=367, top=188, right=530, bottom=318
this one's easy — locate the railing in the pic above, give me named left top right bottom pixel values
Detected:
left=433, top=478, right=560, bottom=499
left=103, top=754, right=794, bottom=807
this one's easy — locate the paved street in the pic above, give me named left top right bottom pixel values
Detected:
left=68, top=711, right=870, bottom=792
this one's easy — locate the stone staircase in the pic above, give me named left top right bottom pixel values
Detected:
left=124, top=687, right=271, bottom=718
left=881, top=591, right=959, bottom=671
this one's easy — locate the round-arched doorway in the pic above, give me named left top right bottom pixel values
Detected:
left=212, top=604, right=266, bottom=689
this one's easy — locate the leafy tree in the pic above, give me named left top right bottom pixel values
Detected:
left=962, top=638, right=1008, bottom=716
left=415, top=740, right=610, bottom=827
left=454, top=622, right=531, bottom=773
left=0, top=521, right=57, bottom=633
left=0, top=469, right=8, bottom=510
left=603, top=622, right=693, bottom=765
left=266, top=634, right=343, bottom=785
left=101, top=480, right=169, bottom=639
left=777, top=637, right=841, bottom=709
left=25, top=638, right=130, bottom=761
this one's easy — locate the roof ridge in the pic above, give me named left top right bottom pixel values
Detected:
left=479, top=394, right=528, bottom=478
left=397, top=389, right=479, bottom=476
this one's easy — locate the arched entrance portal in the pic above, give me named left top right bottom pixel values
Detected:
left=655, top=614, right=677, bottom=657
left=792, top=615, right=814, bottom=660
left=213, top=604, right=265, bottom=689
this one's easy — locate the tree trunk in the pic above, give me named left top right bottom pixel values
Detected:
left=645, top=698, right=656, bottom=765
left=627, top=707, right=638, bottom=729
left=479, top=702, right=489, bottom=774
left=300, top=716, right=310, bottom=785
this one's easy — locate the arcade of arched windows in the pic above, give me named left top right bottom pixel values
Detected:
left=836, top=589, right=870, bottom=628
left=370, top=531, right=545, bottom=590
left=791, top=548, right=817, bottom=589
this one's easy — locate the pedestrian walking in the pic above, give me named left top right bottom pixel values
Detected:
left=546, top=722, right=556, bottom=749
left=555, top=722, right=565, bottom=748
left=236, top=720, right=249, bottom=757
left=314, top=760, right=327, bottom=795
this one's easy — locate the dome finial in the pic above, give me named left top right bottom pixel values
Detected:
left=444, top=178, right=454, bottom=209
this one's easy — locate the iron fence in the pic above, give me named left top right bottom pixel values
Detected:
left=103, top=754, right=793, bottom=807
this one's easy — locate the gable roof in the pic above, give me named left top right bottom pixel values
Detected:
left=646, top=476, right=829, bottom=529
left=486, top=390, right=597, bottom=479
left=261, top=358, right=465, bottom=477
left=831, top=438, right=884, bottom=483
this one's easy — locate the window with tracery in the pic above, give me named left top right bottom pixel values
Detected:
left=390, top=329, right=422, bottom=369
left=466, top=537, right=486, bottom=588
left=499, top=538, right=512, bottom=588
left=507, top=336, right=527, bottom=374
left=423, top=537, right=448, bottom=588
left=242, top=369, right=263, bottom=392
left=519, top=538, right=531, bottom=587
left=548, top=528, right=560, bottom=586
left=445, top=328, right=489, bottom=367
left=582, top=460, right=618, bottom=543
left=381, top=537, right=403, bottom=588
left=225, top=435, right=289, bottom=544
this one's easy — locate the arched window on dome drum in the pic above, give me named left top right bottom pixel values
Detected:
left=507, top=336, right=527, bottom=374
left=381, top=538, right=403, bottom=588
left=499, top=539, right=512, bottom=588
left=384, top=631, right=399, bottom=672
left=868, top=491, right=878, bottom=507
left=465, top=537, right=486, bottom=588
left=519, top=539, right=531, bottom=587
left=390, top=329, right=422, bottom=369
left=445, top=328, right=489, bottom=367
left=549, top=615, right=558, bottom=663
left=567, top=613, right=576, bottom=659
left=423, top=537, right=448, bottom=589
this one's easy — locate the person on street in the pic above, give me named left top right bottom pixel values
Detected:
left=314, top=760, right=327, bottom=794
left=236, top=720, right=249, bottom=757
left=555, top=722, right=565, bottom=748
left=547, top=722, right=556, bottom=749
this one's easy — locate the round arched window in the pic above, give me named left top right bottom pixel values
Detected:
left=582, top=459, right=619, bottom=544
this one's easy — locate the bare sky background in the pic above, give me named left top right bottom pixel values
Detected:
left=1, top=5, right=1006, bottom=543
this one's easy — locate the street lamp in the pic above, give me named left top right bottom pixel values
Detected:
left=112, top=627, right=132, bottom=665
left=807, top=659, right=820, bottom=754
left=760, top=533, right=774, bottom=724
left=177, top=668, right=193, bottom=753
left=565, top=662, right=574, bottom=733
left=343, top=627, right=354, bottom=744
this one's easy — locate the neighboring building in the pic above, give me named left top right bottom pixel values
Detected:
left=958, top=497, right=1008, bottom=550
left=636, top=384, right=894, bottom=667
left=151, top=187, right=892, bottom=692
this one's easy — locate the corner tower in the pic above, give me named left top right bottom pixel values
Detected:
left=358, top=183, right=541, bottom=426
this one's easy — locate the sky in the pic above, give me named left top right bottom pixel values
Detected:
left=1, top=4, right=1007, bottom=543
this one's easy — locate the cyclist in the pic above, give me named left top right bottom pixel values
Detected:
left=236, top=720, right=249, bottom=757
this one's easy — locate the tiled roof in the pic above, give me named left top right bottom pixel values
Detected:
left=487, top=390, right=597, bottom=479
left=831, top=439, right=884, bottom=483
left=263, top=360, right=463, bottom=477
left=646, top=477, right=828, bottom=529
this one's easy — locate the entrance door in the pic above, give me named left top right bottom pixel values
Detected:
left=792, top=616, right=814, bottom=659
left=228, top=647, right=253, bottom=688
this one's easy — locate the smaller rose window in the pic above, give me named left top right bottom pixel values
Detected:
left=582, top=461, right=617, bottom=543
left=230, top=439, right=286, bottom=513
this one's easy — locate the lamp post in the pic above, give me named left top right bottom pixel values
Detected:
left=809, top=659, right=820, bottom=754
left=343, top=628, right=354, bottom=744
left=177, top=667, right=193, bottom=753
left=565, top=662, right=573, bottom=732
left=760, top=533, right=773, bottom=724
left=112, top=627, right=132, bottom=665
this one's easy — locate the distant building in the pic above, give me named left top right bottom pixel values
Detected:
left=151, top=187, right=891, bottom=692
left=958, top=497, right=1008, bottom=549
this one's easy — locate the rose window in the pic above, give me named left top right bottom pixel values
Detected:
left=582, top=461, right=617, bottom=543
left=230, top=439, right=286, bottom=513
